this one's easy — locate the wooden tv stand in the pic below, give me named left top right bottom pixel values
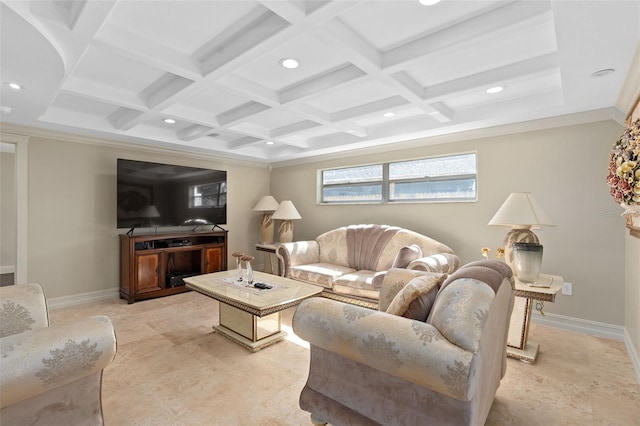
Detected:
left=119, top=230, right=227, bottom=303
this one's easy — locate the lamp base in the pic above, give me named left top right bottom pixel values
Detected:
left=260, top=213, right=275, bottom=244
left=278, top=220, right=294, bottom=243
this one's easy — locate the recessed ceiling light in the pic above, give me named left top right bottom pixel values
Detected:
left=0, top=106, right=12, bottom=114
left=163, top=118, right=176, bottom=124
left=486, top=86, right=504, bottom=94
left=266, top=141, right=274, bottom=145
left=280, top=58, right=299, bottom=69
left=7, top=82, right=23, bottom=90
left=418, top=0, right=441, bottom=5
left=384, top=112, right=395, bottom=118
left=591, top=68, right=615, bottom=78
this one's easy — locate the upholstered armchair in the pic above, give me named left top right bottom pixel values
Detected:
left=292, top=260, right=515, bottom=426
left=0, top=284, right=117, bottom=425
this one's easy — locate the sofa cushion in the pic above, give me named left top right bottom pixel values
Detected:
left=333, top=271, right=382, bottom=300
left=317, top=229, right=350, bottom=268
left=289, top=263, right=356, bottom=289
left=391, top=244, right=423, bottom=269
left=385, top=273, right=446, bottom=321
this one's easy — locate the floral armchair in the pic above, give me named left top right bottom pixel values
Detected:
left=292, top=260, right=515, bottom=426
left=0, top=284, right=117, bottom=425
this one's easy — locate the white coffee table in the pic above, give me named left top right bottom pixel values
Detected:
left=185, top=270, right=322, bottom=352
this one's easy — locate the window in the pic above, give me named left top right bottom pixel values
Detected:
left=320, top=153, right=476, bottom=203
left=189, top=181, right=226, bottom=208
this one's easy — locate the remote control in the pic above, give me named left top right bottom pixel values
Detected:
left=253, top=282, right=272, bottom=290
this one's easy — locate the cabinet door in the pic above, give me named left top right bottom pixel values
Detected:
left=136, top=253, right=161, bottom=293
left=204, top=246, right=223, bottom=273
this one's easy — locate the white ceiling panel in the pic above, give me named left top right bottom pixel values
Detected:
left=234, top=33, right=349, bottom=91
left=71, top=47, right=166, bottom=94
left=104, top=0, right=257, bottom=56
left=1, top=0, right=638, bottom=164
left=305, top=79, right=398, bottom=113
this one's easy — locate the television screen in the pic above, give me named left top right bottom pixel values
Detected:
left=117, top=159, right=226, bottom=229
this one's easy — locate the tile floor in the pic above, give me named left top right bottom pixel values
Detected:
left=48, top=291, right=640, bottom=426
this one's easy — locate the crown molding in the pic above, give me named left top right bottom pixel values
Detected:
left=0, top=123, right=269, bottom=168
left=616, top=42, right=640, bottom=120
left=269, top=108, right=619, bottom=168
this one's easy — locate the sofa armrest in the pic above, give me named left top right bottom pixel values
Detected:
left=275, top=241, right=320, bottom=277
left=378, top=268, right=438, bottom=312
left=0, top=315, right=117, bottom=408
left=293, top=297, right=473, bottom=401
left=0, top=283, right=50, bottom=337
left=408, top=252, right=460, bottom=274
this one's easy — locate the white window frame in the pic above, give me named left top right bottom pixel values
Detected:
left=318, top=152, right=477, bottom=204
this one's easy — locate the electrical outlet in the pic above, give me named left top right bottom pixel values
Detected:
left=562, top=282, right=572, bottom=296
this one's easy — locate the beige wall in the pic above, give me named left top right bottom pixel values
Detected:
left=626, top=233, right=640, bottom=361
left=1, top=149, right=16, bottom=270
left=625, top=96, right=640, bottom=369
left=5, top=118, right=631, bottom=328
left=271, top=119, right=626, bottom=325
left=24, top=133, right=270, bottom=299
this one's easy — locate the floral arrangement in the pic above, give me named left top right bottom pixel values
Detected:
left=607, top=118, right=640, bottom=206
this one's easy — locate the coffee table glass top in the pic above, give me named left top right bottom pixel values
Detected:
left=184, top=270, right=322, bottom=314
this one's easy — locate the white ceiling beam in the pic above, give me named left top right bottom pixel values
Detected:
left=270, top=120, right=321, bottom=138
left=200, top=10, right=290, bottom=76
left=177, top=125, right=215, bottom=142
left=331, top=96, right=408, bottom=122
left=92, top=25, right=203, bottom=81
left=423, top=53, right=559, bottom=101
left=279, top=64, right=367, bottom=104
left=382, top=1, right=551, bottom=73
left=140, top=74, right=195, bottom=109
left=216, top=74, right=281, bottom=107
left=109, top=107, right=144, bottom=130
left=217, top=102, right=271, bottom=126
left=258, top=0, right=306, bottom=23
left=60, top=78, right=146, bottom=110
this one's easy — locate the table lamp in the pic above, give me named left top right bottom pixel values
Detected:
left=272, top=200, right=301, bottom=243
left=141, top=205, right=160, bottom=227
left=253, top=196, right=280, bottom=244
left=488, top=192, right=554, bottom=277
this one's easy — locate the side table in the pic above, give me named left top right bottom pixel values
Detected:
left=507, top=274, right=563, bottom=363
left=256, top=243, right=279, bottom=275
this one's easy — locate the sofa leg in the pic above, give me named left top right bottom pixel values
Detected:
left=310, top=414, right=327, bottom=425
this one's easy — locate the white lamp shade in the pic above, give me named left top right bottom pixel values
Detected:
left=253, top=195, right=279, bottom=211
left=273, top=200, right=301, bottom=220
left=488, top=192, right=554, bottom=227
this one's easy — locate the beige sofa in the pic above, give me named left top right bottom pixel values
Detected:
left=276, top=224, right=459, bottom=308
left=292, top=260, right=515, bottom=426
left=0, top=284, right=117, bottom=425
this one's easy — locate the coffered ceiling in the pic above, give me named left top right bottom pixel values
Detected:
left=1, top=0, right=639, bottom=164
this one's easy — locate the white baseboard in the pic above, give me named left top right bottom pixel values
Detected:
left=532, top=311, right=625, bottom=341
left=532, top=311, right=640, bottom=384
left=624, top=328, right=640, bottom=385
left=47, top=287, right=120, bottom=310
left=0, top=265, right=15, bottom=274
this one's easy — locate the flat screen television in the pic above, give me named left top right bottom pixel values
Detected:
left=117, top=159, right=226, bottom=230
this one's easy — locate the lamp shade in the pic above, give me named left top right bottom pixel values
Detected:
left=253, top=195, right=279, bottom=211
left=272, top=200, right=301, bottom=220
left=141, top=205, right=160, bottom=218
left=488, top=193, right=554, bottom=228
